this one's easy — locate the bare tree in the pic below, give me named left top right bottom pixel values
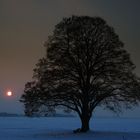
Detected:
left=20, top=16, right=140, bottom=132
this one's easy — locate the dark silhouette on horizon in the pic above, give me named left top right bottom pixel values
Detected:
left=20, top=16, right=140, bottom=133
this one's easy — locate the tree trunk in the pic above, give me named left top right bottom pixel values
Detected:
left=73, top=111, right=91, bottom=133
left=80, top=115, right=90, bottom=132
left=79, top=107, right=91, bottom=133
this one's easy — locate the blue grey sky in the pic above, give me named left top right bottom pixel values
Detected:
left=0, top=0, right=140, bottom=116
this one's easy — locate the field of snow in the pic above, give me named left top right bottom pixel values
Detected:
left=0, top=117, right=140, bottom=140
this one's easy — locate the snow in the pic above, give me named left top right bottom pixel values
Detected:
left=0, top=117, right=140, bottom=140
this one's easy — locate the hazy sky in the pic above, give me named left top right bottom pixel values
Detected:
left=0, top=0, right=140, bottom=116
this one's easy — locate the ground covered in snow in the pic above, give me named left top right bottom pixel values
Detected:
left=0, top=117, right=140, bottom=140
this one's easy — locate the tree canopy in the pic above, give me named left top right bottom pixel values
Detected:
left=20, top=16, right=140, bottom=132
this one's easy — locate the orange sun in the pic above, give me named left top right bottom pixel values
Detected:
left=6, top=91, right=12, bottom=96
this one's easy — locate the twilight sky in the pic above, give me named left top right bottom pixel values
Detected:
left=0, top=0, right=140, bottom=116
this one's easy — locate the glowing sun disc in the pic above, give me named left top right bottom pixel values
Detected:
left=7, top=91, right=12, bottom=96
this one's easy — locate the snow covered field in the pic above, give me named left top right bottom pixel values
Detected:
left=0, top=117, right=140, bottom=140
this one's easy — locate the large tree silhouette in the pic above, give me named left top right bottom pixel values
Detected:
left=20, top=16, right=140, bottom=132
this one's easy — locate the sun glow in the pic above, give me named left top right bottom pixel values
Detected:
left=6, top=91, right=12, bottom=96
